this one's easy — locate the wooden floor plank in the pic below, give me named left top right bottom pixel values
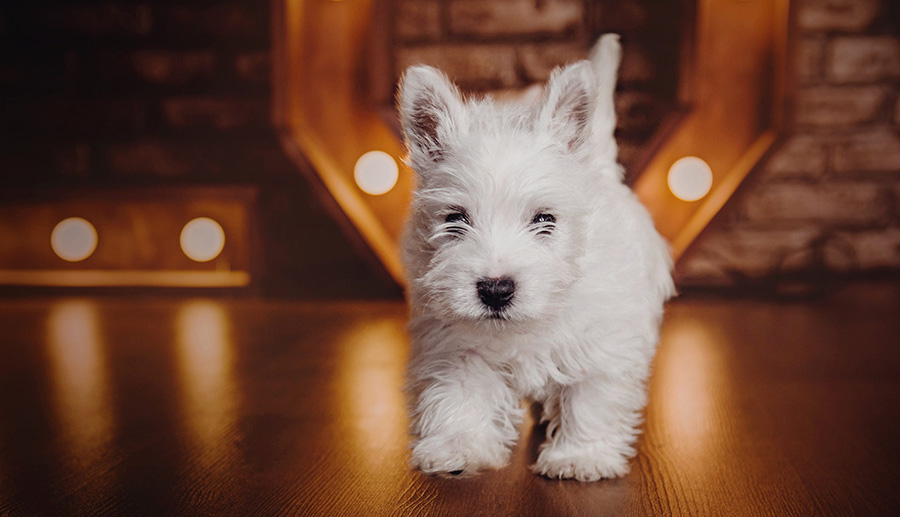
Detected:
left=0, top=285, right=897, bottom=515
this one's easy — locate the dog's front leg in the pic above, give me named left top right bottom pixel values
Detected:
left=533, top=374, right=646, bottom=481
left=409, top=351, right=522, bottom=477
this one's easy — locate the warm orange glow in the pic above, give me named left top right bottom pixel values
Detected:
left=45, top=300, right=116, bottom=502
left=180, top=217, right=226, bottom=262
left=51, top=217, right=98, bottom=262
left=651, top=317, right=731, bottom=465
left=336, top=316, right=408, bottom=468
left=354, top=151, right=399, bottom=196
left=668, top=157, right=713, bottom=202
left=658, top=323, right=714, bottom=450
left=175, top=300, right=241, bottom=473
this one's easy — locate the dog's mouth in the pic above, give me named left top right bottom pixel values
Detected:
left=484, top=307, right=512, bottom=321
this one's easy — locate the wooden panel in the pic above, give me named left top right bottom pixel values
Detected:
left=0, top=187, right=257, bottom=287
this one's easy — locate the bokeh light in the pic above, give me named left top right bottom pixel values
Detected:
left=180, top=217, right=225, bottom=262
left=354, top=150, right=399, bottom=196
left=667, top=156, right=713, bottom=202
left=51, top=217, right=98, bottom=262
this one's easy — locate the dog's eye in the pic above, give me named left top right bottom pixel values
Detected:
left=445, top=212, right=469, bottom=225
left=530, top=213, right=555, bottom=235
left=441, top=209, right=470, bottom=237
left=532, top=213, right=555, bottom=225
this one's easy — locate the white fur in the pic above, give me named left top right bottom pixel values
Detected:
left=399, top=34, right=675, bottom=482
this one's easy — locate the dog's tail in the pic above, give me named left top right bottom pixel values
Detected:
left=589, top=34, right=622, bottom=176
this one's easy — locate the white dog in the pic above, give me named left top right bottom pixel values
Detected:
left=399, top=35, right=675, bottom=482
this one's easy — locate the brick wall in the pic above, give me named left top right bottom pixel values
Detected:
left=0, top=1, right=397, bottom=298
left=1, top=2, right=274, bottom=185
left=678, top=0, right=900, bottom=292
left=389, top=0, right=683, bottom=176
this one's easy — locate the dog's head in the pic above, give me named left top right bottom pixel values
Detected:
left=400, top=61, right=610, bottom=327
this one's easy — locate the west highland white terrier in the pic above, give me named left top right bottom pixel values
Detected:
left=399, top=35, right=675, bottom=481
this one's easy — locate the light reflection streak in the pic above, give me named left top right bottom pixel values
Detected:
left=653, top=318, right=725, bottom=457
left=45, top=300, right=116, bottom=505
left=336, top=317, right=408, bottom=469
left=641, top=311, right=761, bottom=512
left=175, top=300, right=242, bottom=476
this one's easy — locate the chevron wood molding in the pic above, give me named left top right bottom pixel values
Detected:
left=633, top=0, right=790, bottom=259
left=272, top=0, right=411, bottom=286
left=272, top=0, right=790, bottom=286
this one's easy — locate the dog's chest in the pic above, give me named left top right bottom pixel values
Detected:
left=495, top=331, right=588, bottom=398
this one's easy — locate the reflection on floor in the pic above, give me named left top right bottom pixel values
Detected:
left=0, top=284, right=898, bottom=515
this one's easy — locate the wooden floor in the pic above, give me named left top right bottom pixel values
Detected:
left=0, top=284, right=898, bottom=516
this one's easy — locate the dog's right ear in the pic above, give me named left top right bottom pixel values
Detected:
left=399, top=66, right=464, bottom=164
left=539, top=61, right=596, bottom=154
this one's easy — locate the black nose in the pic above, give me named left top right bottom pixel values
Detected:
left=476, top=277, right=515, bottom=310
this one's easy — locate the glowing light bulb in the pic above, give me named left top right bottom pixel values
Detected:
left=354, top=150, right=399, bottom=195
left=180, top=217, right=225, bottom=262
left=667, top=156, right=713, bottom=202
left=51, top=217, right=98, bottom=262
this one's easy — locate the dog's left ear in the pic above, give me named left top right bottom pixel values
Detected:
left=539, top=61, right=597, bottom=153
left=398, top=65, right=464, bottom=166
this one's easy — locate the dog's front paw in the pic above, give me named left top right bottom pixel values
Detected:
left=411, top=433, right=511, bottom=478
left=532, top=443, right=631, bottom=482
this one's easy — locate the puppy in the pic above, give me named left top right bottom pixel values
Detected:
left=399, top=35, right=675, bottom=481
